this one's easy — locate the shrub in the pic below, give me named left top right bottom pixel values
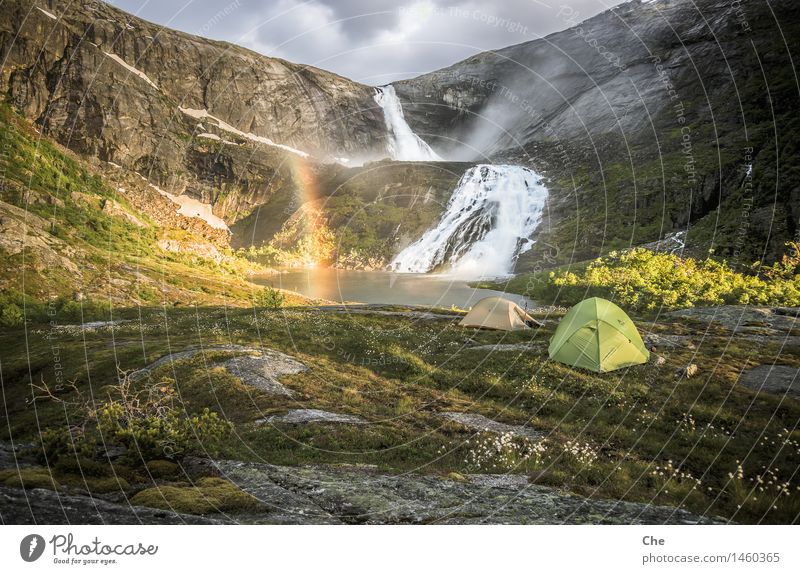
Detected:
left=33, top=372, right=232, bottom=465
left=546, top=246, right=800, bottom=311
left=254, top=285, right=286, bottom=310
left=37, top=427, right=95, bottom=465
left=96, top=396, right=231, bottom=461
left=1, top=303, right=24, bottom=327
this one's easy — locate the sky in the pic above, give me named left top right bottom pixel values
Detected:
left=106, top=0, right=626, bottom=84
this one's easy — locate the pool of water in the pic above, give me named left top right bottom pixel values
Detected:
left=251, top=268, right=532, bottom=309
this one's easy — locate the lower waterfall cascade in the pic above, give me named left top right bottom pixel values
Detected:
left=389, top=164, right=548, bottom=279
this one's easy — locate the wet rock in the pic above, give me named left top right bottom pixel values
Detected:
left=738, top=365, right=800, bottom=399
left=258, top=409, right=365, bottom=425
left=438, top=412, right=544, bottom=441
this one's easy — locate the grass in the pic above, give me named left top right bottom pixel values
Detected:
left=0, top=102, right=292, bottom=308
left=2, top=303, right=798, bottom=523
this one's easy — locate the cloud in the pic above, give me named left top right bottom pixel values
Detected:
left=107, top=0, right=624, bottom=83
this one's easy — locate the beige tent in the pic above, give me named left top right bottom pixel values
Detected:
left=459, top=296, right=543, bottom=331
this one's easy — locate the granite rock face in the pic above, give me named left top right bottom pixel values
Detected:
left=394, top=0, right=794, bottom=155
left=0, top=0, right=386, bottom=162
left=738, top=365, right=800, bottom=399
left=0, top=0, right=387, bottom=242
left=0, top=486, right=224, bottom=524
left=394, top=0, right=799, bottom=264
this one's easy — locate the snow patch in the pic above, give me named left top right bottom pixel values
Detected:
left=36, top=7, right=58, bottom=20
left=103, top=52, right=159, bottom=90
left=149, top=183, right=229, bottom=231
left=178, top=107, right=309, bottom=157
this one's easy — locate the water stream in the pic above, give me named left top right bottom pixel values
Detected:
left=374, top=85, right=442, bottom=161
left=389, top=164, right=548, bottom=279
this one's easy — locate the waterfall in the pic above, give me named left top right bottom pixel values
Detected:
left=389, top=165, right=548, bottom=279
left=374, top=85, right=442, bottom=161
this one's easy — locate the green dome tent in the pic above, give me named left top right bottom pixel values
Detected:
left=548, top=297, right=649, bottom=373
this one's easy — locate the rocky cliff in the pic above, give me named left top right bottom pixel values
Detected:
left=0, top=0, right=389, bottom=235
left=396, top=0, right=800, bottom=265
left=2, top=0, right=797, bottom=269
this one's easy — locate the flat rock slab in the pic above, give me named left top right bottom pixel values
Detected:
left=130, top=346, right=306, bottom=399
left=668, top=306, right=799, bottom=333
left=215, top=460, right=724, bottom=525
left=438, top=412, right=544, bottom=441
left=467, top=344, right=538, bottom=352
left=644, top=333, right=694, bottom=349
left=216, top=461, right=341, bottom=524
left=222, top=352, right=307, bottom=397
left=0, top=486, right=224, bottom=524
left=738, top=365, right=800, bottom=399
left=130, top=344, right=257, bottom=380
left=258, top=409, right=365, bottom=425
left=2, top=460, right=725, bottom=525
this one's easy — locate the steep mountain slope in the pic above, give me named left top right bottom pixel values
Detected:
left=0, top=102, right=272, bottom=307
left=2, top=0, right=797, bottom=276
left=0, top=1, right=469, bottom=271
left=396, top=0, right=800, bottom=266
left=0, top=0, right=393, bottom=249
left=1, top=0, right=386, bottom=162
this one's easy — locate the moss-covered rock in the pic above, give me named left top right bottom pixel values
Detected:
left=1, top=467, right=60, bottom=491
left=59, top=474, right=131, bottom=494
left=145, top=460, right=180, bottom=479
left=130, top=477, right=260, bottom=514
left=54, top=456, right=112, bottom=478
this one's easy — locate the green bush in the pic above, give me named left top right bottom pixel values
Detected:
left=97, top=401, right=231, bottom=461
left=1, top=303, right=24, bottom=327
left=546, top=246, right=800, bottom=311
left=35, top=374, right=232, bottom=465
left=254, top=285, right=286, bottom=310
left=38, top=427, right=96, bottom=465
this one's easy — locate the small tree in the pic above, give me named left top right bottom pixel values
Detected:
left=254, top=285, right=286, bottom=310
left=1, top=303, right=24, bottom=327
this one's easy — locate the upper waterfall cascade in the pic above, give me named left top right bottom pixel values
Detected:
left=389, top=164, right=548, bottom=279
left=374, top=85, right=442, bottom=161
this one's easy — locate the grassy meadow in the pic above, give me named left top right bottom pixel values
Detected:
left=2, top=301, right=798, bottom=523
